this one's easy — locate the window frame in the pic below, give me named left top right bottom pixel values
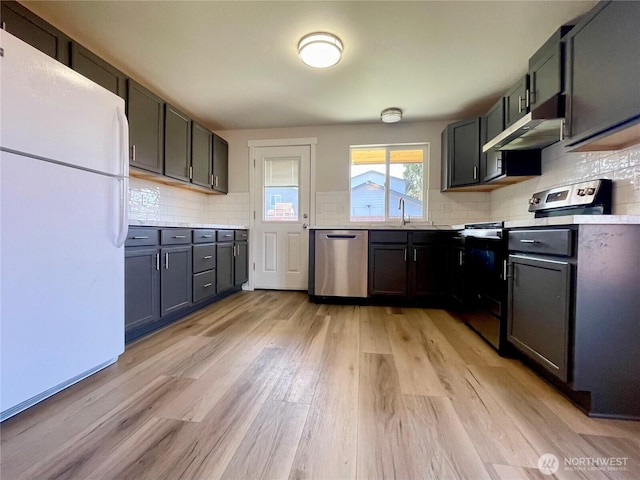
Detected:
left=349, top=142, right=429, bottom=224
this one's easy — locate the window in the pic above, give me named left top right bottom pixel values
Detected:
left=350, top=144, right=427, bottom=222
left=264, top=157, right=299, bottom=221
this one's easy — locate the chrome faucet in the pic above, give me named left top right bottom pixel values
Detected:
left=398, top=197, right=409, bottom=226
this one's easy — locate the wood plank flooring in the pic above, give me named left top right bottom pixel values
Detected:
left=1, top=291, right=639, bottom=480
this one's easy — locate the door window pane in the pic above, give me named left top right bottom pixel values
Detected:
left=264, top=157, right=299, bottom=221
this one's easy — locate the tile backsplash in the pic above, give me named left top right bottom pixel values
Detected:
left=490, top=143, right=640, bottom=221
left=128, top=178, right=250, bottom=226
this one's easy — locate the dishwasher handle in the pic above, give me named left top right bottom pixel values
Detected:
left=325, top=234, right=358, bottom=239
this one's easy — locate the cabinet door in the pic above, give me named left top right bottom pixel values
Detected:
left=164, top=105, right=191, bottom=182
left=449, top=246, right=466, bottom=306
left=1, top=1, right=70, bottom=64
left=70, top=42, right=126, bottom=99
left=566, top=1, right=640, bottom=143
left=504, top=76, right=529, bottom=127
left=508, top=255, right=570, bottom=381
left=212, top=134, right=229, bottom=193
left=369, top=245, right=408, bottom=296
left=216, top=243, right=234, bottom=293
left=125, top=247, right=160, bottom=332
left=412, top=245, right=449, bottom=298
left=127, top=80, right=164, bottom=174
left=447, top=118, right=480, bottom=187
left=234, top=242, right=248, bottom=287
left=160, top=245, right=192, bottom=316
left=484, top=98, right=505, bottom=142
left=191, top=122, right=212, bottom=188
left=529, top=46, right=561, bottom=111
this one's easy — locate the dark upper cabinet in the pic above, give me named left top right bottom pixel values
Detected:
left=441, top=118, right=480, bottom=190
left=70, top=42, right=126, bottom=99
left=504, top=76, right=529, bottom=128
left=212, top=134, right=229, bottom=194
left=164, top=104, right=191, bottom=182
left=1, top=1, right=70, bottom=65
left=127, top=80, right=164, bottom=174
left=192, top=122, right=212, bottom=188
left=528, top=27, right=572, bottom=113
left=565, top=0, right=640, bottom=149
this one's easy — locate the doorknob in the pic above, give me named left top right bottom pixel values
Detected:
left=302, top=223, right=308, bottom=229
left=303, top=213, right=308, bottom=219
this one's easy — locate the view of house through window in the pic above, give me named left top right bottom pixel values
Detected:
left=350, top=144, right=427, bottom=222
left=264, top=157, right=299, bottom=221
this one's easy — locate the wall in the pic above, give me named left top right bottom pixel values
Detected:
left=216, top=121, right=491, bottom=226
left=490, top=143, right=640, bottom=221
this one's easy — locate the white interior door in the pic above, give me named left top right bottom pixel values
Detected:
left=253, top=145, right=310, bottom=290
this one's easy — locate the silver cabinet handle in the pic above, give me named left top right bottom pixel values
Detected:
left=203, top=255, right=213, bottom=260
left=473, top=166, right=478, bottom=179
left=223, top=234, right=232, bottom=237
left=155, top=253, right=160, bottom=271
left=189, top=166, right=193, bottom=180
left=525, top=88, right=531, bottom=108
left=132, top=236, right=149, bottom=239
left=502, top=259, right=507, bottom=280
left=211, top=174, right=214, bottom=186
left=413, top=249, right=417, bottom=262
left=518, top=95, right=523, bottom=113
left=519, top=239, right=539, bottom=244
left=165, top=252, right=169, bottom=269
left=459, top=250, right=463, bottom=266
left=203, top=283, right=213, bottom=288
left=131, top=144, right=136, bottom=161
left=404, top=249, right=407, bottom=262
left=214, top=176, right=219, bottom=187
left=202, top=234, right=213, bottom=238
left=173, top=235, right=186, bottom=239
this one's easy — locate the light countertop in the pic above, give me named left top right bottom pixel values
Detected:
left=310, top=224, right=457, bottom=231
left=129, top=220, right=249, bottom=229
left=505, top=215, right=640, bottom=228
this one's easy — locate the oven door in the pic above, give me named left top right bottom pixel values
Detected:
left=465, top=237, right=507, bottom=317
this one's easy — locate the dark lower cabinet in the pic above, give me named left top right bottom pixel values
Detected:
left=412, top=244, right=449, bottom=298
left=234, top=242, right=249, bottom=287
left=449, top=243, right=466, bottom=307
left=125, top=247, right=160, bottom=333
left=127, top=80, right=164, bottom=174
left=1, top=1, right=70, bottom=65
left=508, top=255, right=570, bottom=382
left=216, top=242, right=234, bottom=293
left=369, top=245, right=408, bottom=296
left=70, top=42, right=126, bottom=99
left=160, top=245, right=192, bottom=316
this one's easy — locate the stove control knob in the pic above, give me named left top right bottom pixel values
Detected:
left=577, top=189, right=586, bottom=196
left=586, top=187, right=596, bottom=195
left=529, top=197, right=540, bottom=205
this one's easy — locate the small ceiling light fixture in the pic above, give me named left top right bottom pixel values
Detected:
left=381, top=108, right=403, bottom=123
left=298, top=32, right=343, bottom=68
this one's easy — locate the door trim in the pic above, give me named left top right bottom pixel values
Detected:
left=248, top=138, right=317, bottom=290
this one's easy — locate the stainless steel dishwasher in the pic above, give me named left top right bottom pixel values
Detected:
left=314, top=230, right=368, bottom=297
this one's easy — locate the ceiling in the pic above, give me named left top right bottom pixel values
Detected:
left=24, top=1, right=597, bottom=131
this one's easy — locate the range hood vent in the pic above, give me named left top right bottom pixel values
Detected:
left=483, top=112, right=565, bottom=153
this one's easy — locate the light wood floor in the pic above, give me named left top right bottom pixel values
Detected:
left=1, top=291, right=639, bottom=480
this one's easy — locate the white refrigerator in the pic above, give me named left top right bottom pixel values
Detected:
left=0, top=31, right=129, bottom=421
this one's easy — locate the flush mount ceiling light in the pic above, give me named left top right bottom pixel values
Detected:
left=381, top=108, right=403, bottom=123
left=298, top=32, right=343, bottom=68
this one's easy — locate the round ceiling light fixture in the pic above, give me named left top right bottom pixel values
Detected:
left=381, top=108, right=403, bottom=123
left=298, top=32, right=343, bottom=68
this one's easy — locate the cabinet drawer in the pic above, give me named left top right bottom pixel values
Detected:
left=508, top=229, right=573, bottom=256
left=193, top=244, right=216, bottom=273
left=412, top=231, right=450, bottom=245
left=161, top=229, right=191, bottom=245
left=217, top=230, right=235, bottom=242
left=369, top=230, right=408, bottom=244
left=125, top=227, right=159, bottom=247
left=193, top=229, right=216, bottom=244
left=235, top=230, right=249, bottom=241
left=193, top=270, right=216, bottom=303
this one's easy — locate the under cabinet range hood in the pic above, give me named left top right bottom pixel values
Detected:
left=483, top=111, right=565, bottom=152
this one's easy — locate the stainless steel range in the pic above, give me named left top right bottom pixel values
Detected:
left=527, top=178, right=612, bottom=217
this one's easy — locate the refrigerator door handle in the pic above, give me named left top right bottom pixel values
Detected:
left=114, top=106, right=129, bottom=247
